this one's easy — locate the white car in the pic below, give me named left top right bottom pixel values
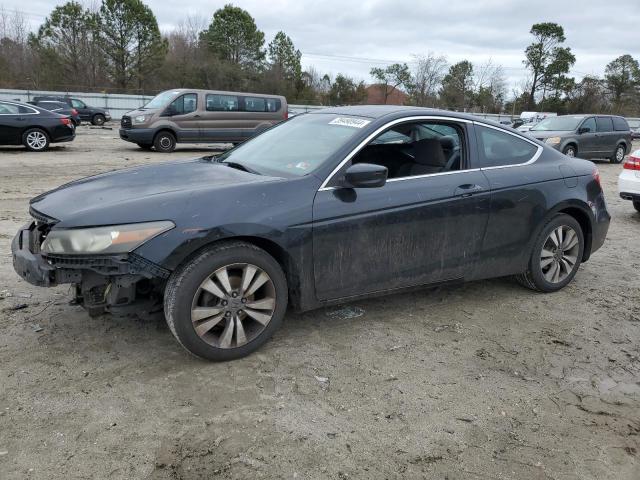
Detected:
left=618, top=149, right=640, bottom=212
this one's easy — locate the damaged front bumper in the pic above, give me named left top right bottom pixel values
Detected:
left=12, top=221, right=170, bottom=316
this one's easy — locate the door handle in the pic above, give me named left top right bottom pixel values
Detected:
left=193, top=114, right=201, bottom=118
left=455, top=184, right=484, bottom=197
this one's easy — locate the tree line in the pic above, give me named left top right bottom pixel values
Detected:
left=0, top=1, right=638, bottom=116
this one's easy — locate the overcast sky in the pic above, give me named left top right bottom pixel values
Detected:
left=6, top=0, right=639, bottom=93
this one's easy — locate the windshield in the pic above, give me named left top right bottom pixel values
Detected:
left=144, top=90, right=182, bottom=109
left=531, top=116, right=583, bottom=132
left=217, top=114, right=370, bottom=177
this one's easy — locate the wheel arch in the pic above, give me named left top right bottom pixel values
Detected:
left=167, top=234, right=301, bottom=309
left=553, top=204, right=593, bottom=262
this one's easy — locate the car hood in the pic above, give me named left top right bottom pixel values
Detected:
left=125, top=107, right=160, bottom=117
left=30, top=158, right=281, bottom=228
left=527, top=130, right=571, bottom=139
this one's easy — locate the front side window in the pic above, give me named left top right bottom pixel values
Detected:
left=476, top=125, right=539, bottom=168
left=596, top=117, right=613, bottom=132
left=217, top=113, right=365, bottom=177
left=353, top=121, right=465, bottom=178
left=581, top=117, right=596, bottom=133
left=70, top=99, right=86, bottom=109
left=206, top=94, right=239, bottom=112
left=0, top=102, right=20, bottom=114
left=169, top=93, right=197, bottom=115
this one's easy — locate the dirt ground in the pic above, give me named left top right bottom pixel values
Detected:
left=0, top=126, right=639, bottom=480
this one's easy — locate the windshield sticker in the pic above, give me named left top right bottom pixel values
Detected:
left=329, top=117, right=371, bottom=129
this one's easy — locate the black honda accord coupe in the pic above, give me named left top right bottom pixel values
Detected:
left=12, top=106, right=610, bottom=360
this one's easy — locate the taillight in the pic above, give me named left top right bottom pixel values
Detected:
left=71, top=108, right=78, bottom=115
left=60, top=117, right=72, bottom=126
left=623, top=154, right=640, bottom=170
left=284, top=110, right=288, bottom=120
left=592, top=168, right=601, bottom=186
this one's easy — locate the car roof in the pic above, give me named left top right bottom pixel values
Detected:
left=309, top=105, right=483, bottom=122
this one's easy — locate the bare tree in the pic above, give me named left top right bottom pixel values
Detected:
left=409, top=52, right=447, bottom=106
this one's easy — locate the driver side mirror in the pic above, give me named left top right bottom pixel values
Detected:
left=163, top=105, right=178, bottom=117
left=578, top=127, right=591, bottom=134
left=343, top=163, right=388, bottom=188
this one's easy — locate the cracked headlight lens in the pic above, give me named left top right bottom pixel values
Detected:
left=41, top=221, right=174, bottom=255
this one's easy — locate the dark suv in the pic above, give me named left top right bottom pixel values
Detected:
left=528, top=115, right=632, bottom=163
left=32, top=96, right=111, bottom=126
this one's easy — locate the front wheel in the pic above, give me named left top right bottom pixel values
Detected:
left=153, top=131, right=176, bottom=153
left=23, top=128, right=50, bottom=152
left=516, top=214, right=584, bottom=292
left=563, top=145, right=576, bottom=157
left=164, top=242, right=288, bottom=361
left=611, top=144, right=625, bottom=164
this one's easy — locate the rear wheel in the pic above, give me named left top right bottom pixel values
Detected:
left=516, top=214, right=584, bottom=292
left=563, top=145, right=576, bottom=157
left=610, top=144, right=625, bottom=164
left=22, top=128, right=50, bottom=152
left=164, top=242, right=288, bottom=361
left=92, top=114, right=106, bottom=126
left=153, top=131, right=176, bottom=153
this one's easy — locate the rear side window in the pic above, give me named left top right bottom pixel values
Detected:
left=169, top=93, right=197, bottom=115
left=612, top=117, right=629, bottom=131
left=266, top=98, right=281, bottom=112
left=596, top=117, right=613, bottom=132
left=245, top=97, right=266, bottom=112
left=206, top=94, right=239, bottom=112
left=476, top=125, right=539, bottom=168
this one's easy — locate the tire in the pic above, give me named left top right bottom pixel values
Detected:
left=562, top=145, right=576, bottom=157
left=633, top=200, right=640, bottom=213
left=153, top=131, right=176, bottom=153
left=610, top=144, right=625, bottom=164
left=164, top=241, right=288, bottom=361
left=92, top=114, right=106, bottom=126
left=515, top=214, right=584, bottom=293
left=137, top=143, right=153, bottom=150
left=22, top=128, right=50, bottom=152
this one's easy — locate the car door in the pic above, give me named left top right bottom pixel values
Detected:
left=595, top=116, right=616, bottom=156
left=0, top=102, right=25, bottom=144
left=70, top=99, right=90, bottom=120
left=164, top=93, right=200, bottom=142
left=200, top=93, right=244, bottom=143
left=311, top=118, right=491, bottom=301
left=577, top=117, right=598, bottom=158
left=470, top=123, right=548, bottom=278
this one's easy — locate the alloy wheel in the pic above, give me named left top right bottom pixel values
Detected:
left=26, top=131, right=47, bottom=150
left=190, top=263, right=276, bottom=349
left=540, top=225, right=580, bottom=284
left=565, top=147, right=576, bottom=157
left=615, top=146, right=625, bottom=163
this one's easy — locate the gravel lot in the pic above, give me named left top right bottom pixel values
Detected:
left=1, top=126, right=639, bottom=479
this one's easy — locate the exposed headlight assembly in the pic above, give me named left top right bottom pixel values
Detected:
left=41, top=221, right=174, bottom=255
left=133, top=114, right=150, bottom=124
left=545, top=136, right=561, bottom=145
